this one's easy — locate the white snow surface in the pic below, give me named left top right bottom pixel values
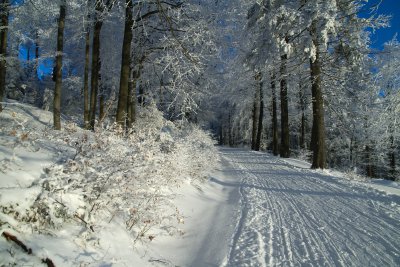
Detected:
left=217, top=148, right=400, bottom=267
left=0, top=102, right=399, bottom=266
left=144, top=148, right=400, bottom=266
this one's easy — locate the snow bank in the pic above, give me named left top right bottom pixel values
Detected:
left=0, top=100, right=217, bottom=266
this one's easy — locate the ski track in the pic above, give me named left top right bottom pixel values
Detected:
left=219, top=148, right=400, bottom=267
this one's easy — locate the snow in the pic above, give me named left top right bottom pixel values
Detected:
left=1, top=102, right=399, bottom=266
left=367, top=179, right=400, bottom=196
left=218, top=148, right=400, bottom=266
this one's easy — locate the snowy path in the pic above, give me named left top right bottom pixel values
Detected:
left=209, top=148, right=400, bottom=267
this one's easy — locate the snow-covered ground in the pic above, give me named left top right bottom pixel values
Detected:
left=217, top=148, right=400, bottom=267
left=1, top=101, right=399, bottom=266
left=140, top=148, right=400, bottom=266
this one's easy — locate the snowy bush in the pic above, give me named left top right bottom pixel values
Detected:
left=20, top=104, right=218, bottom=243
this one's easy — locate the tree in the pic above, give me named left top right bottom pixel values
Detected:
left=251, top=73, right=260, bottom=150
left=309, top=21, right=326, bottom=169
left=270, top=72, right=279, bottom=155
left=53, top=0, right=66, bottom=130
left=279, top=52, right=290, bottom=158
left=116, top=0, right=133, bottom=127
left=89, top=0, right=115, bottom=129
left=83, top=0, right=91, bottom=129
left=375, top=39, right=400, bottom=180
left=0, top=0, right=9, bottom=112
left=255, top=71, right=264, bottom=151
left=88, top=0, right=104, bottom=129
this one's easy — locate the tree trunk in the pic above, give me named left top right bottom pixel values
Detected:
left=309, top=25, right=326, bottom=169
left=349, top=135, right=354, bottom=165
left=116, top=0, right=134, bottom=126
left=27, top=47, right=30, bottom=61
left=299, top=81, right=306, bottom=149
left=35, top=30, right=39, bottom=79
left=255, top=73, right=263, bottom=151
left=365, top=145, right=375, bottom=177
left=271, top=72, right=279, bottom=156
left=83, top=0, right=91, bottom=129
left=389, top=135, right=396, bottom=181
left=280, top=54, right=290, bottom=158
left=219, top=125, right=223, bottom=145
left=251, top=84, right=259, bottom=150
left=138, top=81, right=145, bottom=105
left=228, top=112, right=233, bottom=146
left=127, top=79, right=135, bottom=128
left=0, top=0, right=9, bottom=113
left=127, top=63, right=140, bottom=127
left=53, top=1, right=66, bottom=130
left=127, top=56, right=137, bottom=128
left=89, top=0, right=104, bottom=129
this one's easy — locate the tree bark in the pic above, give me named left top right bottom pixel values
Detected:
left=299, top=80, right=306, bottom=149
left=280, top=54, right=290, bottom=158
left=251, top=83, right=260, bottom=150
left=389, top=135, right=396, bottom=181
left=255, top=72, right=263, bottom=151
left=0, top=0, right=9, bottom=113
left=309, top=24, right=326, bottom=169
left=27, top=46, right=30, bottom=62
left=2, top=231, right=32, bottom=254
left=35, top=30, right=39, bottom=79
left=89, top=0, right=104, bottom=129
left=116, top=0, right=134, bottom=126
left=365, top=145, right=375, bottom=177
left=127, top=63, right=141, bottom=127
left=138, top=81, right=145, bottom=105
left=53, top=0, right=66, bottom=130
left=127, top=77, right=135, bottom=128
left=127, top=56, right=136, bottom=128
left=271, top=72, right=279, bottom=156
left=83, top=0, right=91, bottom=129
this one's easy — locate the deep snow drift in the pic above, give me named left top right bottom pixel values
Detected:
left=0, top=101, right=399, bottom=266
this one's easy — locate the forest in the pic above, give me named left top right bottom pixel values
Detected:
left=0, top=0, right=398, bottom=178
left=0, top=0, right=399, bottom=265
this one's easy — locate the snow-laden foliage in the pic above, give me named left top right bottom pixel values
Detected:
left=0, top=102, right=217, bottom=245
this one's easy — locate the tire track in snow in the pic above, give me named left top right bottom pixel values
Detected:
left=219, top=148, right=400, bottom=267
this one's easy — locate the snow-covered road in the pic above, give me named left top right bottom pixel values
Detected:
left=211, top=148, right=400, bottom=267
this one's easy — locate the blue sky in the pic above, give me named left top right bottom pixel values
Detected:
left=18, top=46, right=54, bottom=80
left=363, top=0, right=400, bottom=49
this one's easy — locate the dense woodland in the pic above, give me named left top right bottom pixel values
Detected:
left=0, top=0, right=398, bottom=180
